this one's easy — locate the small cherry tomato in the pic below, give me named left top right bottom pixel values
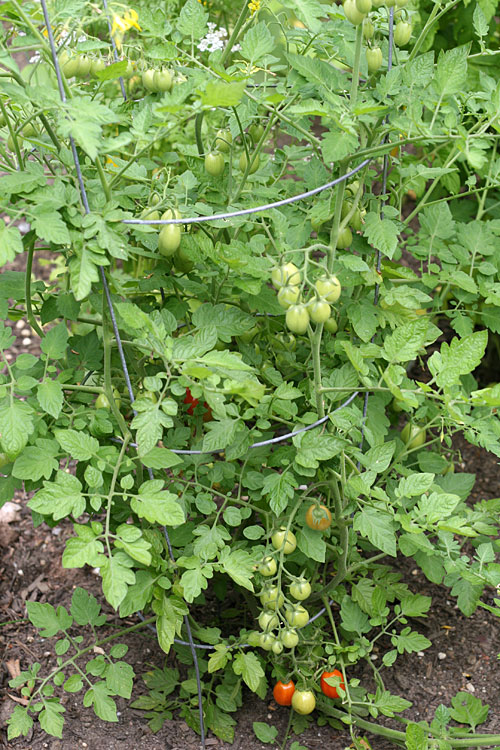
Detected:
left=344, top=0, right=366, bottom=25
left=259, top=632, right=275, bottom=651
left=323, top=317, right=338, bottom=333
left=91, top=58, right=106, bottom=77
left=215, top=129, right=232, bottom=152
left=76, top=55, right=91, bottom=78
left=356, top=0, right=372, bottom=12
left=271, top=528, right=297, bottom=554
left=315, top=276, right=341, bottom=304
left=280, top=628, right=299, bottom=648
left=401, top=423, right=426, bottom=449
left=60, top=52, right=80, bottom=78
left=320, top=669, right=345, bottom=699
left=308, top=299, right=331, bottom=324
left=184, top=387, right=199, bottom=415
left=95, top=389, right=121, bottom=410
left=142, top=69, right=157, bottom=92
left=366, top=47, right=383, bottom=74
left=363, top=19, right=374, bottom=39
left=305, top=503, right=332, bottom=531
left=271, top=263, right=301, bottom=289
left=272, top=640, right=284, bottom=655
left=278, top=285, right=301, bottom=309
left=249, top=123, right=265, bottom=143
left=273, top=680, right=295, bottom=706
left=258, top=611, right=279, bottom=631
left=394, top=21, right=412, bottom=46
left=239, top=151, right=260, bottom=173
left=291, top=690, right=316, bottom=714
left=205, top=151, right=225, bottom=177
left=154, top=69, right=173, bottom=92
left=258, top=556, right=277, bottom=576
left=286, top=305, right=310, bottom=335
left=289, top=580, right=311, bottom=601
left=285, top=604, right=309, bottom=628
left=337, top=226, right=353, bottom=249
left=260, top=585, right=285, bottom=609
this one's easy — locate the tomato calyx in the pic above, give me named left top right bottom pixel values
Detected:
left=305, top=503, right=332, bottom=531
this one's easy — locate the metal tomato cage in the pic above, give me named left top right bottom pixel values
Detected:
left=37, top=0, right=395, bottom=745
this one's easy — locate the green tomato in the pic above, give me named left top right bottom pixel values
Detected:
left=337, top=226, right=353, bottom=249
left=7, top=134, right=19, bottom=151
left=215, top=128, right=232, bottom=152
left=259, top=632, right=275, bottom=651
left=272, top=639, right=284, bottom=655
left=141, top=390, right=158, bottom=403
left=271, top=527, right=297, bottom=554
left=344, top=0, right=366, bottom=25
left=394, top=21, right=412, bottom=46
left=271, top=263, right=301, bottom=289
left=289, top=580, right=311, bottom=601
left=315, top=276, right=341, bottom=304
left=401, top=423, right=426, bottom=449
left=154, top=69, right=173, bottom=92
left=366, top=47, right=383, bottom=73
left=275, top=333, right=297, bottom=351
left=280, top=628, right=299, bottom=649
left=308, top=299, right=331, bottom=324
left=95, top=388, right=121, bottom=410
left=286, top=305, right=310, bottom=335
left=60, top=52, right=80, bottom=78
left=323, top=316, right=338, bottom=333
left=239, top=151, right=260, bottom=173
left=205, top=151, right=225, bottom=177
left=91, top=58, right=106, bottom=77
left=260, top=586, right=285, bottom=609
left=258, top=556, right=277, bottom=576
left=291, top=690, right=316, bottom=714
left=142, top=69, right=157, bottom=92
left=258, top=611, right=279, bottom=631
left=174, top=246, right=195, bottom=273
left=249, top=123, right=265, bottom=143
left=76, top=55, right=91, bottom=78
left=363, top=19, right=374, bottom=39
left=158, top=210, right=182, bottom=257
left=285, top=604, right=309, bottom=629
left=356, top=0, right=372, bottom=12
left=22, top=123, right=36, bottom=138
left=278, top=285, right=301, bottom=309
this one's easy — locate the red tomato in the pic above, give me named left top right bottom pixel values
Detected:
left=320, top=669, right=345, bottom=699
left=273, top=680, right=295, bottom=706
left=184, top=388, right=212, bottom=421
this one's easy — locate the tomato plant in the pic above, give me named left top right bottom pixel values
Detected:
left=3, top=0, right=500, bottom=747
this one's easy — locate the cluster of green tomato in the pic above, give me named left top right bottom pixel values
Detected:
left=343, top=0, right=412, bottom=74
left=254, top=505, right=332, bottom=655
left=271, top=262, right=342, bottom=335
left=2, top=119, right=37, bottom=152
left=59, top=50, right=110, bottom=78
left=141, top=68, right=174, bottom=94
left=203, top=124, right=264, bottom=178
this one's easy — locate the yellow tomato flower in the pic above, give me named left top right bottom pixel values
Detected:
left=248, top=0, right=261, bottom=14
left=110, top=8, right=141, bottom=51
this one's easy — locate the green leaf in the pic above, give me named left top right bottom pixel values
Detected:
left=31, top=205, right=70, bottom=245
left=0, top=162, right=46, bottom=195
left=100, top=552, right=136, bottom=610
left=69, top=243, right=103, bottom=301
left=297, top=525, right=326, bottom=563
left=383, top=319, right=429, bottom=363
left=400, top=594, right=432, bottom=617
left=253, top=722, right=279, bottom=744
left=429, top=332, right=488, bottom=388
left=27, top=601, right=72, bottom=637
left=63, top=525, right=106, bottom=568
left=240, top=22, right=276, bottom=64
left=6, top=705, right=34, bottom=740
left=119, top=570, right=157, bottom=617
left=140, top=446, right=183, bottom=469
left=54, top=429, right=99, bottom=461
left=322, top=130, right=359, bottom=162
left=37, top=380, right=64, bottom=419
left=358, top=442, right=395, bottom=473
left=12, top=446, right=58, bottom=481
left=156, top=594, right=188, bottom=654
left=202, top=80, right=247, bottom=107
left=449, top=692, right=489, bottom=730
left=372, top=689, right=412, bottom=717
left=132, top=480, right=185, bottom=525
left=181, top=567, right=212, bottom=602
left=105, top=661, right=135, bottom=699
left=417, top=492, right=460, bottom=524
left=0, top=220, right=23, bottom=265
left=83, top=681, right=118, bottom=722
left=177, top=0, right=208, bottom=37
left=434, top=45, right=469, bottom=97
left=39, top=700, right=65, bottom=738
left=396, top=473, right=435, bottom=498
left=63, top=675, right=84, bottom=693
left=391, top=626, right=431, bottom=654
left=340, top=597, right=371, bottom=634
left=232, top=652, right=265, bottom=693
left=353, top=507, right=397, bottom=557
left=71, top=587, right=105, bottom=626
left=28, top=472, right=85, bottom=520
left=39, top=321, right=68, bottom=360
left=208, top=644, right=230, bottom=673
left=261, top=470, right=296, bottom=515
left=0, top=399, right=34, bottom=455
left=363, top=213, right=399, bottom=259
left=218, top=547, right=255, bottom=592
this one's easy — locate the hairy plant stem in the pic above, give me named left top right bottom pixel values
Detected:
left=25, top=242, right=45, bottom=338
left=220, top=0, right=250, bottom=65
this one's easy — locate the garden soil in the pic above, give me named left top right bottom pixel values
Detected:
left=1, top=252, right=499, bottom=750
